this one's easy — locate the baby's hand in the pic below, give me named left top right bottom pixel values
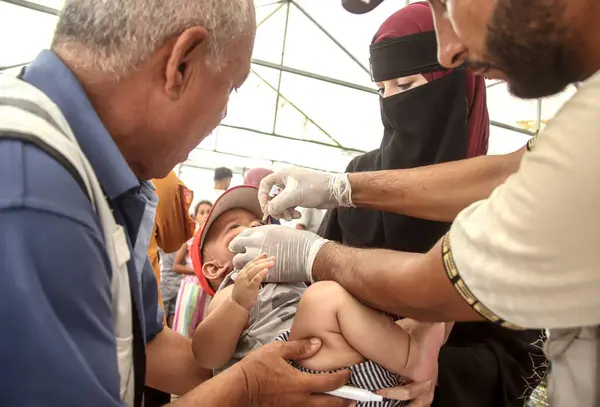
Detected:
left=232, top=253, right=275, bottom=310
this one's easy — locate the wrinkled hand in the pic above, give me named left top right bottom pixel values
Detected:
left=232, top=254, right=275, bottom=310
left=229, top=225, right=329, bottom=283
left=239, top=339, right=352, bottom=407
left=259, top=167, right=353, bottom=221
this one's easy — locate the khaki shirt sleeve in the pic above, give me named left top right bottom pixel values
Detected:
left=443, top=71, right=600, bottom=330
left=153, top=172, right=195, bottom=254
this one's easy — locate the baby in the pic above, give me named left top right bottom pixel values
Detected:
left=190, top=186, right=447, bottom=406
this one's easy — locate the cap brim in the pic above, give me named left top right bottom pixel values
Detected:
left=190, top=185, right=264, bottom=296
left=342, top=0, right=385, bottom=14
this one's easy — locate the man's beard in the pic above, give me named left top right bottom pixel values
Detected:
left=485, top=0, right=582, bottom=98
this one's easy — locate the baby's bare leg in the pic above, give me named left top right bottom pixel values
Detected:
left=290, top=281, right=445, bottom=382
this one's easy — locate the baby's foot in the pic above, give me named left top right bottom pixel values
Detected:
left=405, top=322, right=446, bottom=383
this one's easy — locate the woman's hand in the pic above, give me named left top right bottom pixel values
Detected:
left=377, top=367, right=438, bottom=407
left=379, top=318, right=441, bottom=406
left=232, top=254, right=275, bottom=310
left=238, top=338, right=353, bottom=407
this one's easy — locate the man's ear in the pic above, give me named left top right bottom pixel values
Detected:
left=164, top=26, right=209, bottom=99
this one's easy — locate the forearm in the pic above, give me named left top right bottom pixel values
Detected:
left=312, top=241, right=482, bottom=322
left=193, top=297, right=249, bottom=369
left=349, top=149, right=523, bottom=222
left=173, top=264, right=195, bottom=275
left=171, top=364, right=248, bottom=406
left=146, top=328, right=212, bottom=396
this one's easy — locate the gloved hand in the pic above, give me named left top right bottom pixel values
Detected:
left=258, top=167, right=354, bottom=221
left=229, top=225, right=329, bottom=283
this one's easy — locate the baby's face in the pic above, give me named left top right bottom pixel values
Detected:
left=203, top=208, right=263, bottom=264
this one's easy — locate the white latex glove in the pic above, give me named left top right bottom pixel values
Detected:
left=259, top=167, right=353, bottom=221
left=229, top=225, right=329, bottom=283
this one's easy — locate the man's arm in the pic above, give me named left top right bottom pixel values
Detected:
left=313, top=240, right=482, bottom=322
left=170, top=363, right=248, bottom=406
left=0, top=209, right=126, bottom=407
left=171, top=339, right=352, bottom=407
left=313, top=79, right=600, bottom=330
left=146, top=327, right=212, bottom=395
left=349, top=147, right=525, bottom=222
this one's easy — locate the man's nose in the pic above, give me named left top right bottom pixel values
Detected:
left=434, top=13, right=468, bottom=69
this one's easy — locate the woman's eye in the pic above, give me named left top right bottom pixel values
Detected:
left=398, top=82, right=413, bottom=91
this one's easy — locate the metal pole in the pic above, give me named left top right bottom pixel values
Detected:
left=535, top=99, right=543, bottom=133
left=219, top=123, right=365, bottom=154
left=490, top=120, right=535, bottom=136
left=252, top=59, right=377, bottom=94
left=188, top=147, right=345, bottom=173
left=272, top=1, right=291, bottom=134
left=251, top=67, right=343, bottom=147
left=0, top=61, right=30, bottom=72
left=290, top=0, right=370, bottom=75
left=257, top=2, right=285, bottom=27
left=485, top=80, right=505, bottom=89
left=1, top=0, right=59, bottom=15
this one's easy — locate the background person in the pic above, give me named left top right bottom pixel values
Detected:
left=159, top=249, right=181, bottom=328
left=209, top=166, right=233, bottom=202
left=244, top=167, right=273, bottom=186
left=172, top=215, right=213, bottom=339
left=149, top=171, right=196, bottom=316
left=318, top=4, right=545, bottom=406
left=194, top=200, right=213, bottom=226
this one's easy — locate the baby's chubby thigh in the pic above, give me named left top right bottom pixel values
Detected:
left=289, top=281, right=365, bottom=371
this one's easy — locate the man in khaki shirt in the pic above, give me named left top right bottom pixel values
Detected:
left=229, top=0, right=600, bottom=405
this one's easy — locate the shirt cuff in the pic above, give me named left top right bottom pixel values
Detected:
left=441, top=233, right=523, bottom=330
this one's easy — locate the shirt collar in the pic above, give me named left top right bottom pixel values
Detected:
left=22, top=50, right=139, bottom=199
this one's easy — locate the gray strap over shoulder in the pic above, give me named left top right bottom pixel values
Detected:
left=0, top=74, right=135, bottom=407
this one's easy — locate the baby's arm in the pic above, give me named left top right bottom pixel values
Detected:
left=192, top=286, right=248, bottom=369
left=289, top=281, right=445, bottom=383
left=192, top=254, right=275, bottom=369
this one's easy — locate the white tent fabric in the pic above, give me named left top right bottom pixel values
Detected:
left=0, top=0, right=576, bottom=196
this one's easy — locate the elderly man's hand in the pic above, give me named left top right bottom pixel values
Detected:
left=229, top=225, right=329, bottom=283
left=238, top=338, right=353, bottom=407
left=259, top=167, right=353, bottom=221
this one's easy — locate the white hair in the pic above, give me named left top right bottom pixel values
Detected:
left=52, top=0, right=254, bottom=77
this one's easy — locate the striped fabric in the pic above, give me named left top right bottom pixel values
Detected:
left=276, top=330, right=408, bottom=407
left=172, top=275, right=212, bottom=338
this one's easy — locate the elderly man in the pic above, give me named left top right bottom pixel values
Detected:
left=231, top=0, right=600, bottom=405
left=0, top=0, right=352, bottom=406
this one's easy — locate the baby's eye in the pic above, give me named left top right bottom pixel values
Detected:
left=227, top=224, right=241, bottom=232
